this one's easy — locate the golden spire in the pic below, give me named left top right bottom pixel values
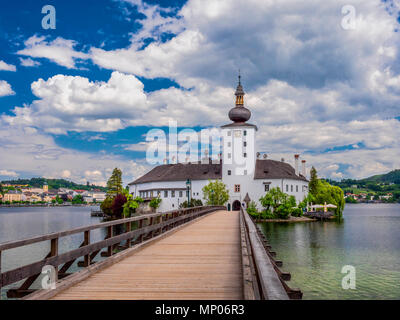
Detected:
left=235, top=70, right=245, bottom=106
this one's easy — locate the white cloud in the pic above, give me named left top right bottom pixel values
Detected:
left=3, top=0, right=400, bottom=180
left=19, top=57, right=41, bottom=67
left=61, top=170, right=71, bottom=178
left=17, top=35, right=88, bottom=69
left=0, top=80, right=15, bottom=97
left=0, top=119, right=150, bottom=186
left=0, top=170, right=19, bottom=177
left=0, top=60, right=16, bottom=71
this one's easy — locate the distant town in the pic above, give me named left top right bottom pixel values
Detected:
left=0, top=178, right=106, bottom=205
left=327, top=169, right=400, bottom=204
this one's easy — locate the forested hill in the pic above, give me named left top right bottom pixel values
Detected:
left=361, top=169, right=400, bottom=184
left=0, top=177, right=107, bottom=192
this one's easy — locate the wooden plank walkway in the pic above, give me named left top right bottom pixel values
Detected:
left=51, top=210, right=243, bottom=300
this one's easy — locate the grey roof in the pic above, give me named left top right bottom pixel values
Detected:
left=129, top=163, right=222, bottom=185
left=130, top=159, right=307, bottom=185
left=254, top=159, right=308, bottom=182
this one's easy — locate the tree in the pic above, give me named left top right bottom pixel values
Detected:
left=0, top=183, right=3, bottom=195
left=100, top=196, right=114, bottom=216
left=106, top=168, right=123, bottom=197
left=72, top=194, right=85, bottom=204
left=149, top=197, right=162, bottom=212
left=179, top=199, right=203, bottom=208
left=111, top=193, right=127, bottom=218
left=122, top=189, right=143, bottom=217
left=259, top=187, right=298, bottom=219
left=202, top=180, right=229, bottom=205
left=309, top=166, right=318, bottom=196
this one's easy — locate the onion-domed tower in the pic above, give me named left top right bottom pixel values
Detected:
left=228, top=74, right=252, bottom=123
left=221, top=74, right=257, bottom=211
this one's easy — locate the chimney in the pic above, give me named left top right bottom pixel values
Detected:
left=163, top=158, right=167, bottom=164
left=302, top=160, right=306, bottom=177
left=209, top=157, right=212, bottom=164
left=294, top=154, right=300, bottom=176
left=281, top=158, right=285, bottom=162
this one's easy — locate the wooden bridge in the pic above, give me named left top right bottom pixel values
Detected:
left=0, top=206, right=301, bottom=300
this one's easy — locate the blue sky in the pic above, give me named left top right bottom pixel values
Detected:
left=1, top=0, right=400, bottom=185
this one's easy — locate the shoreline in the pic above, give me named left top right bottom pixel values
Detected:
left=255, top=216, right=317, bottom=223
left=0, top=204, right=99, bottom=208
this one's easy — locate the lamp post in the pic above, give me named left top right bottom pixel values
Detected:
left=186, top=179, right=191, bottom=206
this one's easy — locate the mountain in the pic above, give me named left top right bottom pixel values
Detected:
left=0, top=177, right=107, bottom=192
left=362, top=169, right=400, bottom=184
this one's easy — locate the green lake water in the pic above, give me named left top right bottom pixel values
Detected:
left=258, top=203, right=400, bottom=300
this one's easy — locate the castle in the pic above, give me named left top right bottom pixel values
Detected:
left=128, top=77, right=309, bottom=212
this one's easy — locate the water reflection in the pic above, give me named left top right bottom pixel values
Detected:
left=0, top=206, right=106, bottom=299
left=258, top=204, right=400, bottom=300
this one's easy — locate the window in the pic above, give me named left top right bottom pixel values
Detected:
left=265, top=184, right=270, bottom=192
left=228, top=153, right=231, bottom=159
left=179, top=191, right=183, bottom=197
left=227, top=131, right=231, bottom=136
left=291, top=185, right=293, bottom=192
left=286, top=185, right=288, bottom=192
left=296, top=185, right=298, bottom=192
left=244, top=130, right=247, bottom=136
left=243, top=153, right=247, bottom=158
left=234, top=130, right=242, bottom=137
left=234, top=184, right=240, bottom=192
left=243, top=141, right=247, bottom=147
left=157, top=191, right=161, bottom=197
left=228, top=170, right=231, bottom=175
left=164, top=190, right=168, bottom=198
left=244, top=170, right=247, bottom=175
left=150, top=191, right=153, bottom=197
left=227, top=142, right=231, bottom=147
left=171, top=190, right=175, bottom=198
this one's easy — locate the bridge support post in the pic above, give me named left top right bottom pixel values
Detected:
left=106, top=226, right=113, bottom=256
left=0, top=250, right=2, bottom=300
left=51, top=238, right=59, bottom=283
left=126, top=222, right=131, bottom=248
left=84, top=231, right=91, bottom=267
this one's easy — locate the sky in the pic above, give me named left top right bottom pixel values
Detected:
left=1, top=0, right=400, bottom=186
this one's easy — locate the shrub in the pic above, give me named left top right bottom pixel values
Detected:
left=291, top=207, right=303, bottom=217
left=111, top=194, right=127, bottom=218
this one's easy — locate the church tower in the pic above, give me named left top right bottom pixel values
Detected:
left=221, top=75, right=257, bottom=210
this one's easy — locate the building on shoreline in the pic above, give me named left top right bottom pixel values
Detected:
left=128, top=77, right=309, bottom=212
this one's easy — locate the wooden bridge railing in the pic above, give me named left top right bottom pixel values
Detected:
left=239, top=207, right=303, bottom=300
left=0, top=205, right=224, bottom=299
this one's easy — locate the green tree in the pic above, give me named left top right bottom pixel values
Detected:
left=100, top=196, right=114, bottom=216
left=72, top=194, right=85, bottom=204
left=122, top=189, right=144, bottom=217
left=309, top=166, right=318, bottom=196
left=313, top=179, right=345, bottom=218
left=149, top=197, right=162, bottom=212
left=106, top=168, right=123, bottom=197
left=202, top=180, right=229, bottom=205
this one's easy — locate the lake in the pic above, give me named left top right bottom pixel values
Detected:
left=258, top=203, right=400, bottom=300
left=1, top=204, right=399, bottom=300
left=0, top=206, right=105, bottom=300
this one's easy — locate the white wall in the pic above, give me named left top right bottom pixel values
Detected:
left=129, top=179, right=219, bottom=212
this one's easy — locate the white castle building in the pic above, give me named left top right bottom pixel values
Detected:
left=128, top=77, right=309, bottom=212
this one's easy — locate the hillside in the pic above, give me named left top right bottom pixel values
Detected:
left=0, top=177, right=107, bottom=192
left=362, top=169, right=400, bottom=184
